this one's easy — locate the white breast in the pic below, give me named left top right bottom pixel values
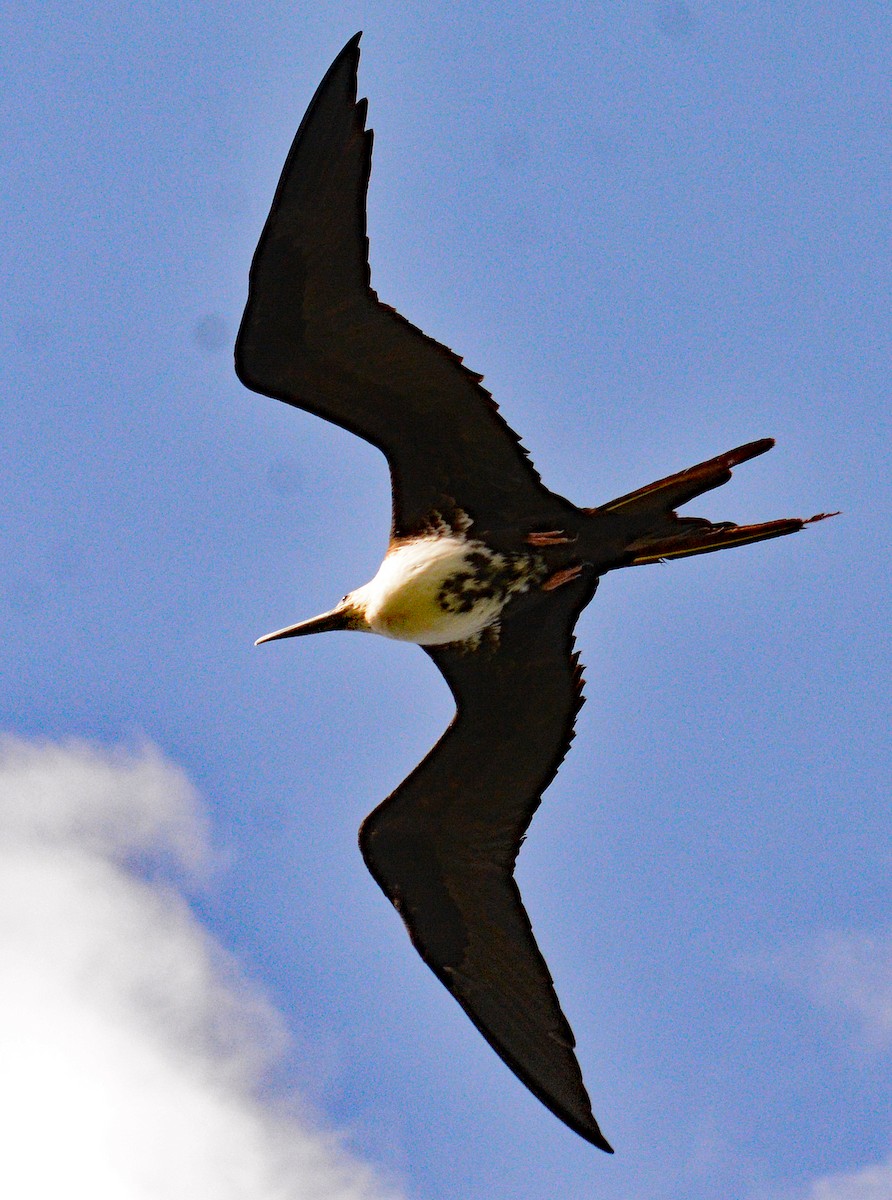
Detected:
left=350, top=535, right=535, bottom=646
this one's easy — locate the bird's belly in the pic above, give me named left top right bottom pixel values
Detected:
left=371, top=586, right=505, bottom=644
left=358, top=535, right=542, bottom=646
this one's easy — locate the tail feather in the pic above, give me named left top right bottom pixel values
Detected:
left=592, top=438, right=837, bottom=566
left=625, top=513, right=836, bottom=566
left=598, top=438, right=776, bottom=519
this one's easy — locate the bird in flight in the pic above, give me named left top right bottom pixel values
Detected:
left=235, top=33, right=832, bottom=1152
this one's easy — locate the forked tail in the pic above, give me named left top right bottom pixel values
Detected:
left=593, top=439, right=836, bottom=566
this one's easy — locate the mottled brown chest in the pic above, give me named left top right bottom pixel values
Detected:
left=436, top=548, right=545, bottom=616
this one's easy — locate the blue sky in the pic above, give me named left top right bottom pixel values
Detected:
left=2, top=3, right=889, bottom=1198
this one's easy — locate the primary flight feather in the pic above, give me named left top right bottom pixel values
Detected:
left=236, top=33, right=832, bottom=1151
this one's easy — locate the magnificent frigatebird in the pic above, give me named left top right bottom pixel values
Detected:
left=235, top=34, right=832, bottom=1153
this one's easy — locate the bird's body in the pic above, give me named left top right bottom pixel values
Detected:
left=259, top=519, right=549, bottom=647
left=237, top=33, right=833, bottom=1153
left=351, top=530, right=546, bottom=645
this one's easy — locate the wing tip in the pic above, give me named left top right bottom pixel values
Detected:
left=586, top=1128, right=615, bottom=1154
left=555, top=1102, right=613, bottom=1152
left=335, top=30, right=363, bottom=66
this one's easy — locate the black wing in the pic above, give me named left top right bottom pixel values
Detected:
left=235, top=34, right=573, bottom=539
left=359, top=571, right=612, bottom=1151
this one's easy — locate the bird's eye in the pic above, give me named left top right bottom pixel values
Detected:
left=341, top=594, right=349, bottom=603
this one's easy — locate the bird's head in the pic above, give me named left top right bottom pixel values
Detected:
left=255, top=592, right=371, bottom=646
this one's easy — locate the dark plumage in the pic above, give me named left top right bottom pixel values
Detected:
left=235, top=33, right=832, bottom=1151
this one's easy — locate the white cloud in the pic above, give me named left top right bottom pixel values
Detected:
left=742, top=928, right=892, bottom=1054
left=0, top=735, right=403, bottom=1200
left=801, top=931, right=892, bottom=1050
left=756, top=929, right=892, bottom=1053
left=807, top=1156, right=892, bottom=1200
left=740, top=930, right=892, bottom=1200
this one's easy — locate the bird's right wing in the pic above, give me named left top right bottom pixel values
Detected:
left=235, top=34, right=573, bottom=539
left=359, top=570, right=612, bottom=1150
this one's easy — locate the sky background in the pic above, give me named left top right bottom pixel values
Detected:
left=1, top=3, right=889, bottom=1198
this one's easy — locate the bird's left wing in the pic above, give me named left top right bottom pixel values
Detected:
left=235, top=34, right=573, bottom=539
left=359, top=571, right=612, bottom=1150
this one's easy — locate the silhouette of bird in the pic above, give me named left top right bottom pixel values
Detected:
left=236, top=33, right=832, bottom=1151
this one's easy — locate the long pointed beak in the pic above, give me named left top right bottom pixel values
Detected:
left=255, top=606, right=354, bottom=646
